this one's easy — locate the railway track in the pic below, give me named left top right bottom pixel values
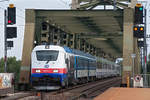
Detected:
left=52, top=77, right=113, bottom=94
left=41, top=77, right=121, bottom=100
left=0, top=77, right=121, bottom=100
left=0, top=92, right=37, bottom=100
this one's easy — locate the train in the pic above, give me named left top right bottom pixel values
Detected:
left=30, top=45, right=120, bottom=90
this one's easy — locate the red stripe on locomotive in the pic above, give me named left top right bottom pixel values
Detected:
left=32, top=68, right=67, bottom=74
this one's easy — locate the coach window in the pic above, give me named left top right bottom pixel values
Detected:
left=97, top=62, right=99, bottom=68
left=80, top=58, right=83, bottom=67
left=103, top=63, right=106, bottom=69
left=83, top=58, right=86, bottom=68
left=100, top=62, right=102, bottom=69
left=108, top=64, right=110, bottom=70
left=91, top=60, right=95, bottom=67
left=89, top=60, right=93, bottom=67
left=112, top=65, right=114, bottom=70
left=97, top=62, right=100, bottom=68
left=81, top=58, right=85, bottom=68
left=91, top=61, right=93, bottom=67
left=85, top=59, right=88, bottom=68
left=94, top=61, right=96, bottom=67
left=89, top=60, right=91, bottom=67
left=106, top=64, right=108, bottom=70
left=77, top=57, right=82, bottom=68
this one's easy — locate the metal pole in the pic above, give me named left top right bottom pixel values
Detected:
left=132, top=57, right=135, bottom=87
left=4, top=9, right=7, bottom=72
left=140, top=48, right=143, bottom=73
left=113, top=0, right=117, bottom=10
left=133, top=58, right=135, bottom=78
left=131, top=53, right=136, bottom=87
left=144, top=8, right=148, bottom=87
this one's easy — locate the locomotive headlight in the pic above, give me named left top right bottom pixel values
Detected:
left=53, top=70, right=58, bottom=73
left=36, top=70, right=41, bottom=73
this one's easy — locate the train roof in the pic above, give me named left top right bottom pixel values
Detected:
left=96, top=57, right=116, bottom=65
left=33, top=45, right=96, bottom=60
left=33, top=45, right=119, bottom=65
left=63, top=46, right=96, bottom=59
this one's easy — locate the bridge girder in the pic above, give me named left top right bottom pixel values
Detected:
left=72, top=0, right=130, bottom=10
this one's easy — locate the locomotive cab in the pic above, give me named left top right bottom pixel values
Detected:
left=31, top=45, right=68, bottom=90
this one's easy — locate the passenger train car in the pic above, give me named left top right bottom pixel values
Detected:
left=30, top=45, right=120, bottom=90
left=96, top=57, right=120, bottom=78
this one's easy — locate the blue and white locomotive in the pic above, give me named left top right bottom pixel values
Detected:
left=31, top=45, right=97, bottom=90
left=31, top=45, right=120, bottom=90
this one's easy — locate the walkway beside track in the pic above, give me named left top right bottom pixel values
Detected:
left=94, top=87, right=150, bottom=100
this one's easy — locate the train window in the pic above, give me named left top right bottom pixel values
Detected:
left=89, top=60, right=91, bottom=67
left=36, top=50, right=59, bottom=61
left=81, top=58, right=84, bottom=67
left=82, top=58, right=88, bottom=68
left=99, top=62, right=102, bottom=69
left=89, top=60, right=96, bottom=67
left=76, top=57, right=79, bottom=67
left=77, top=58, right=82, bottom=67
left=84, top=59, right=88, bottom=68
left=77, top=57, right=84, bottom=68
left=89, top=60, right=92, bottom=67
left=82, top=58, right=87, bottom=68
left=106, top=64, right=108, bottom=69
left=103, top=64, right=106, bottom=69
left=112, top=65, right=115, bottom=70
left=107, top=65, right=109, bottom=69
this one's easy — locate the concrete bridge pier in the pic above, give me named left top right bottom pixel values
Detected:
left=122, top=7, right=141, bottom=86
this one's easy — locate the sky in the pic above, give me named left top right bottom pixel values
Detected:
left=0, top=0, right=150, bottom=60
left=0, top=0, right=71, bottom=60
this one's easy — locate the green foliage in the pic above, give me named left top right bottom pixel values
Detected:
left=0, top=58, right=4, bottom=72
left=0, top=57, right=21, bottom=87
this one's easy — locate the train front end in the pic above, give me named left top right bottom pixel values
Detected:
left=31, top=45, right=67, bottom=90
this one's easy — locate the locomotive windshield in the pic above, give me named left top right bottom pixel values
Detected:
left=36, top=50, right=59, bottom=61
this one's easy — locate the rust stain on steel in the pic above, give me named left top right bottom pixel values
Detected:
left=94, top=87, right=150, bottom=100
